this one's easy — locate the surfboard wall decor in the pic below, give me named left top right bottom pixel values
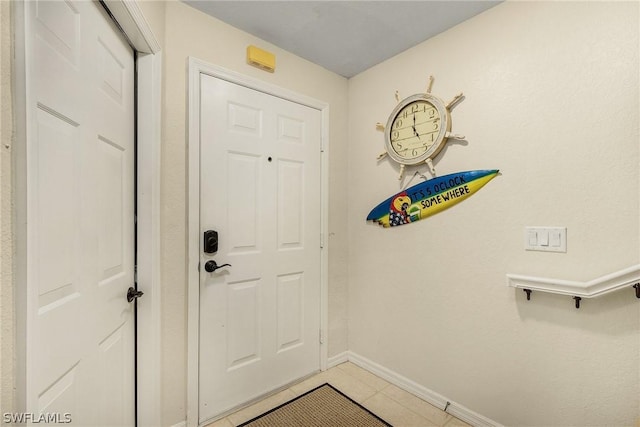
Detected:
left=367, top=170, right=499, bottom=227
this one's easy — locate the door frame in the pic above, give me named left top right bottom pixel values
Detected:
left=186, top=57, right=330, bottom=427
left=12, top=1, right=162, bottom=425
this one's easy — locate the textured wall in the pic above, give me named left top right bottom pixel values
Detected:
left=347, top=2, right=639, bottom=425
left=160, top=2, right=349, bottom=425
left=0, top=0, right=14, bottom=416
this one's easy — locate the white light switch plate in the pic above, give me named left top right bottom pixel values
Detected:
left=525, top=227, right=566, bottom=252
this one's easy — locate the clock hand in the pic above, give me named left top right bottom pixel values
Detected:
left=412, top=125, right=420, bottom=139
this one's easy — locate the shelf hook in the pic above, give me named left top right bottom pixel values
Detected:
left=633, top=283, right=640, bottom=299
left=573, top=296, right=582, bottom=309
left=523, top=289, right=532, bottom=301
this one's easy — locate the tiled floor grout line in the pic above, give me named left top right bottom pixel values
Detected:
left=207, top=362, right=470, bottom=427
left=334, top=363, right=441, bottom=425
left=332, top=363, right=450, bottom=426
left=373, top=387, right=455, bottom=427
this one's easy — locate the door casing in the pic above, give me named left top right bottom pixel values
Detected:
left=186, top=57, right=330, bottom=427
left=12, top=1, right=162, bottom=425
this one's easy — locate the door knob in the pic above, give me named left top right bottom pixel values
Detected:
left=204, top=260, right=231, bottom=273
left=127, top=287, right=144, bottom=303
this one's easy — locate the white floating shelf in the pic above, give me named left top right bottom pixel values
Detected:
left=507, top=264, right=640, bottom=299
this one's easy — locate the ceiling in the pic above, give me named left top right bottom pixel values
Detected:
left=183, top=1, right=502, bottom=78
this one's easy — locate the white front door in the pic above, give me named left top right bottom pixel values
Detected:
left=198, top=74, right=322, bottom=422
left=24, top=1, right=136, bottom=424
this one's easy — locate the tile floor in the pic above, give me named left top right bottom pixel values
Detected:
left=206, top=362, right=471, bottom=427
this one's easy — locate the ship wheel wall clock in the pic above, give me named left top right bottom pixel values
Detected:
left=369, top=76, right=500, bottom=228
left=377, top=76, right=465, bottom=180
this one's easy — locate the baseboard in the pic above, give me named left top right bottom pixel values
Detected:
left=327, top=351, right=349, bottom=368
left=177, top=351, right=499, bottom=427
left=347, top=351, right=503, bottom=427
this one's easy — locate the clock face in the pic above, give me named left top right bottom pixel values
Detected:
left=385, top=94, right=450, bottom=165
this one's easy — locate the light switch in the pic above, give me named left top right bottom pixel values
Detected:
left=525, top=227, right=566, bottom=252
left=539, top=230, right=549, bottom=246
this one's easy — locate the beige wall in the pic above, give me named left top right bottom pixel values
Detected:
left=159, top=2, right=349, bottom=424
left=137, top=0, right=165, bottom=45
left=347, top=1, right=639, bottom=425
left=0, top=0, right=14, bottom=416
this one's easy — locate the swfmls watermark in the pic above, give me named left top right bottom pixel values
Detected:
left=2, top=413, right=72, bottom=424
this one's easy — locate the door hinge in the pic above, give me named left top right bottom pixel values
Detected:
left=319, top=329, right=324, bottom=345
left=320, top=232, right=324, bottom=249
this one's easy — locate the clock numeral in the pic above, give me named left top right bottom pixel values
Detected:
left=395, top=119, right=403, bottom=129
left=412, top=148, right=418, bottom=156
left=433, top=122, right=439, bottom=130
left=392, top=130, right=399, bottom=140
left=396, top=142, right=403, bottom=150
left=428, top=108, right=435, bottom=118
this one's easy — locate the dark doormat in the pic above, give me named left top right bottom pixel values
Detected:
left=238, top=383, right=393, bottom=427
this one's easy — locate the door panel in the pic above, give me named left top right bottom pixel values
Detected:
left=26, top=1, right=135, bottom=424
left=198, top=75, right=322, bottom=421
left=276, top=272, right=305, bottom=352
left=277, top=159, right=305, bottom=248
